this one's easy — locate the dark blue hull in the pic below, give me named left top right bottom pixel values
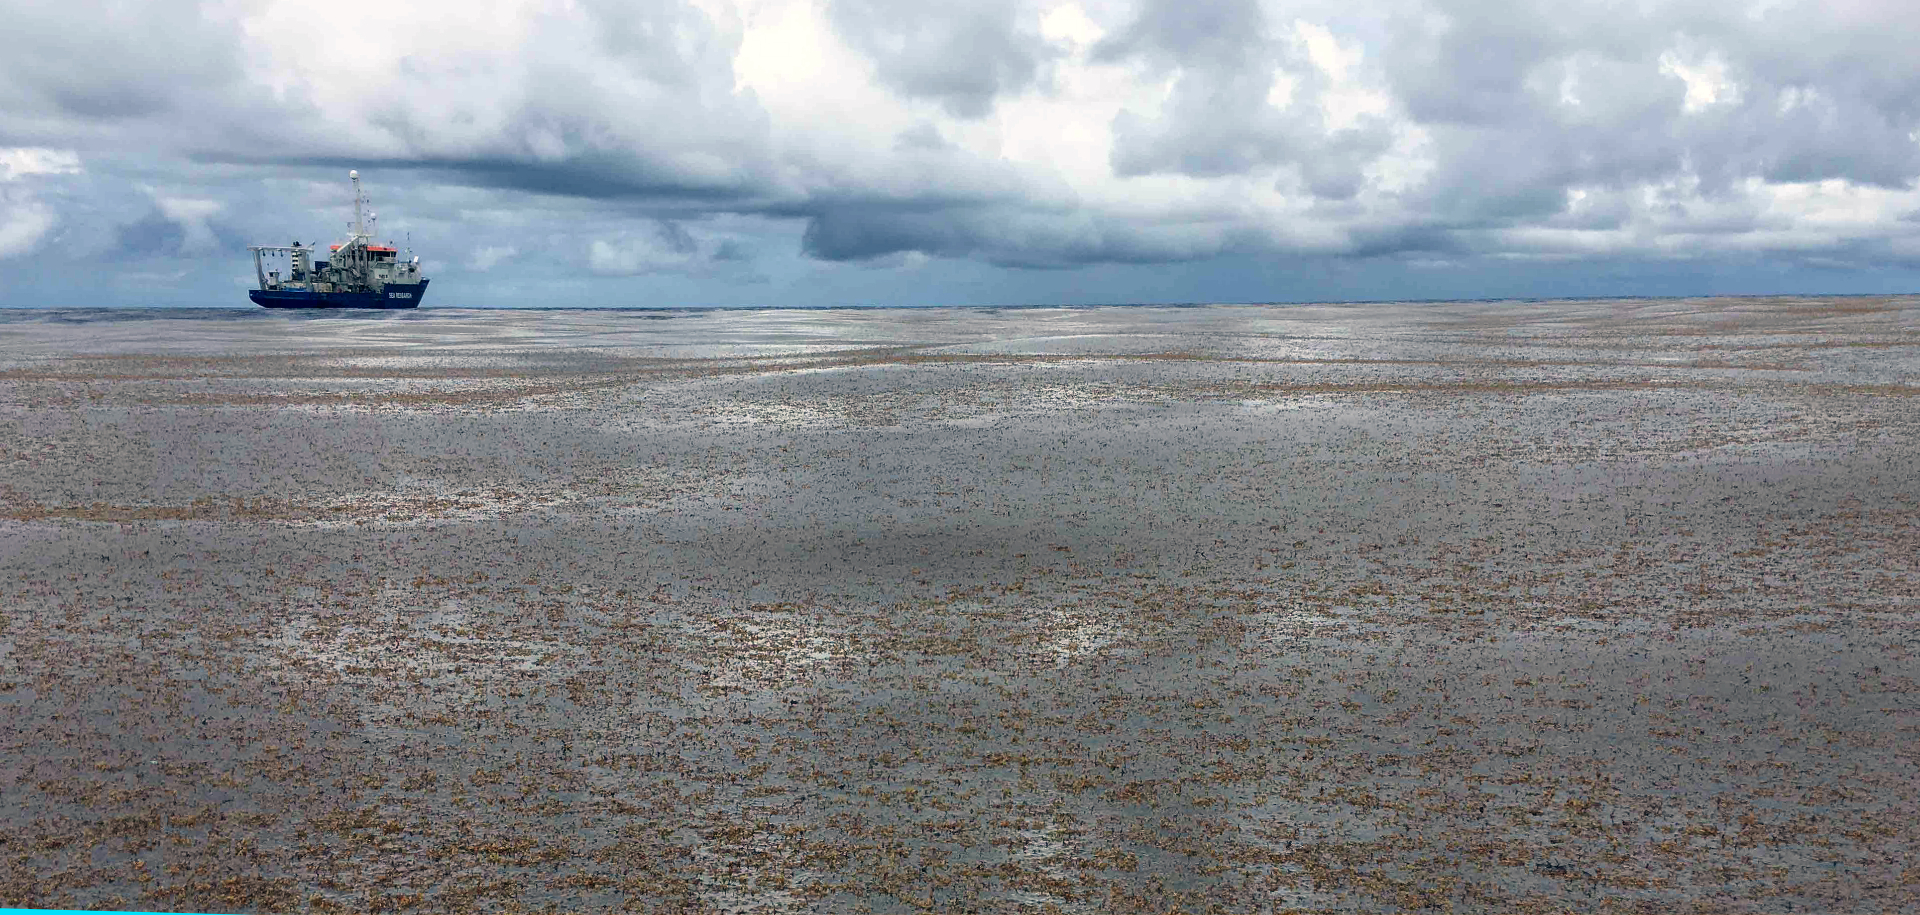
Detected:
left=251, top=280, right=429, bottom=309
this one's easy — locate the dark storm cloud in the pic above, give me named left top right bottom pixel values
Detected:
left=1341, top=223, right=1462, bottom=260
left=313, top=0, right=780, bottom=207
left=279, top=153, right=772, bottom=206
left=0, top=0, right=780, bottom=206
left=113, top=211, right=188, bottom=256
left=713, top=238, right=755, bottom=262
left=0, top=0, right=241, bottom=127
left=799, top=201, right=1269, bottom=268
left=800, top=206, right=959, bottom=261
left=827, top=0, right=1055, bottom=118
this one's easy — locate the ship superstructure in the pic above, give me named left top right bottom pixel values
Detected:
left=248, top=170, right=429, bottom=309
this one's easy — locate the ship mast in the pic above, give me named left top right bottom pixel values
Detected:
left=343, top=169, right=370, bottom=287
left=350, top=169, right=367, bottom=244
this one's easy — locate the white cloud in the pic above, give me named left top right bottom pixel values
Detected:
left=590, top=238, right=682, bottom=276
left=0, top=148, right=81, bottom=181
left=469, top=245, right=520, bottom=271
left=0, top=193, right=56, bottom=259
left=154, top=194, right=225, bottom=254
left=0, top=148, right=78, bottom=260
left=1295, top=21, right=1390, bottom=132
left=1659, top=47, right=1740, bottom=114
left=1038, top=3, right=1102, bottom=47
left=588, top=222, right=706, bottom=275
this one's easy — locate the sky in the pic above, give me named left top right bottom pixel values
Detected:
left=2, top=0, right=1919, bottom=308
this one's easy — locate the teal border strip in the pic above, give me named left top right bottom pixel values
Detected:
left=1, top=909, right=219, bottom=915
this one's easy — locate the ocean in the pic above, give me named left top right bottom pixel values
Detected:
left=3, top=296, right=1917, bottom=911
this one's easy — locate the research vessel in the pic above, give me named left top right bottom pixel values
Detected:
left=248, top=170, right=429, bottom=309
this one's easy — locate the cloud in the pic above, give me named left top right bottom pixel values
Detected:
left=0, top=147, right=79, bottom=260
left=469, top=245, right=519, bottom=272
left=587, top=220, right=703, bottom=275
left=0, top=148, right=80, bottom=181
left=3, top=0, right=1920, bottom=303
left=0, top=193, right=55, bottom=260
left=1660, top=47, right=1740, bottom=114
left=826, top=0, right=1055, bottom=118
left=154, top=196, right=224, bottom=253
left=113, top=210, right=189, bottom=257
left=116, top=192, right=227, bottom=257
left=0, top=3, right=239, bottom=125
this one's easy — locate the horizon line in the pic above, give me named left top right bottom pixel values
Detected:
left=4, top=291, right=1918, bottom=315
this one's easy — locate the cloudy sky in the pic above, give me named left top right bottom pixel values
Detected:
left=2, top=0, right=1919, bottom=307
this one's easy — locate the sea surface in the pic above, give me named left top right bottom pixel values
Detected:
left=2, top=297, right=1917, bottom=911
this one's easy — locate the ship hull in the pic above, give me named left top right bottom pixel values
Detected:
left=251, top=280, right=429, bottom=309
